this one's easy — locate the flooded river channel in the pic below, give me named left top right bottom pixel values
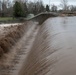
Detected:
left=0, top=16, right=76, bottom=75
left=19, top=16, right=76, bottom=75
left=44, top=16, right=76, bottom=75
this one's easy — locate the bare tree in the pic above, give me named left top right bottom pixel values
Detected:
left=60, top=0, right=68, bottom=12
left=0, top=1, right=2, bottom=16
left=0, top=1, right=2, bottom=10
left=1, top=0, right=7, bottom=16
left=51, top=4, right=57, bottom=12
left=13, top=0, right=28, bottom=3
left=35, top=0, right=45, bottom=13
left=27, top=0, right=45, bottom=15
left=69, top=5, right=76, bottom=12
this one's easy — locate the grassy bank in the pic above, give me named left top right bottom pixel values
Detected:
left=0, top=17, right=14, bottom=21
left=0, top=17, right=25, bottom=24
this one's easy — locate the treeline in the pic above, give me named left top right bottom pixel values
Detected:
left=0, top=0, right=50, bottom=17
left=13, top=0, right=47, bottom=17
left=0, top=0, right=76, bottom=17
left=0, top=0, right=13, bottom=17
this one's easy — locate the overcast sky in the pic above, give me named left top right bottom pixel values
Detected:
left=29, top=0, right=76, bottom=5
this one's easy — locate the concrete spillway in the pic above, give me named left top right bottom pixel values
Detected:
left=19, top=16, right=76, bottom=75
left=0, top=16, right=76, bottom=75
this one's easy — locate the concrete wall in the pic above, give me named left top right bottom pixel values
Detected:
left=28, top=12, right=58, bottom=24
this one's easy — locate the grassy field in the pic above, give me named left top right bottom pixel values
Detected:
left=0, top=17, right=26, bottom=23
left=0, top=17, right=14, bottom=21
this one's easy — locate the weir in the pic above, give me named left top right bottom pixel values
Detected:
left=19, top=17, right=76, bottom=75
left=0, top=13, right=56, bottom=75
left=0, top=12, right=57, bottom=57
left=27, top=12, right=58, bottom=24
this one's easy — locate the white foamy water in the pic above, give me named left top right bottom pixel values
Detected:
left=0, top=23, right=22, bottom=27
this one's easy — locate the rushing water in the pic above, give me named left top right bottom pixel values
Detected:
left=0, top=23, right=22, bottom=27
left=19, top=16, right=76, bottom=75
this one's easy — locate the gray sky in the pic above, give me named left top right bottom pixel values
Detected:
left=28, top=0, right=76, bottom=10
left=29, top=0, right=76, bottom=5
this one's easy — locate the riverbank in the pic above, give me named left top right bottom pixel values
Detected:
left=0, top=17, right=26, bottom=24
left=0, top=21, right=39, bottom=75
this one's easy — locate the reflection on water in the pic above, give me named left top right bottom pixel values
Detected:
left=61, top=17, right=68, bottom=29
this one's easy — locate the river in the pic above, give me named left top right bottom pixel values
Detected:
left=19, top=16, right=76, bottom=75
left=0, top=16, right=76, bottom=75
left=44, top=16, right=76, bottom=75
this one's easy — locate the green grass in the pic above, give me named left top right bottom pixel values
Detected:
left=0, top=17, right=14, bottom=21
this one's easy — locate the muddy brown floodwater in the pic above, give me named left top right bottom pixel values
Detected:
left=1, top=16, right=76, bottom=75
left=19, top=16, right=76, bottom=75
